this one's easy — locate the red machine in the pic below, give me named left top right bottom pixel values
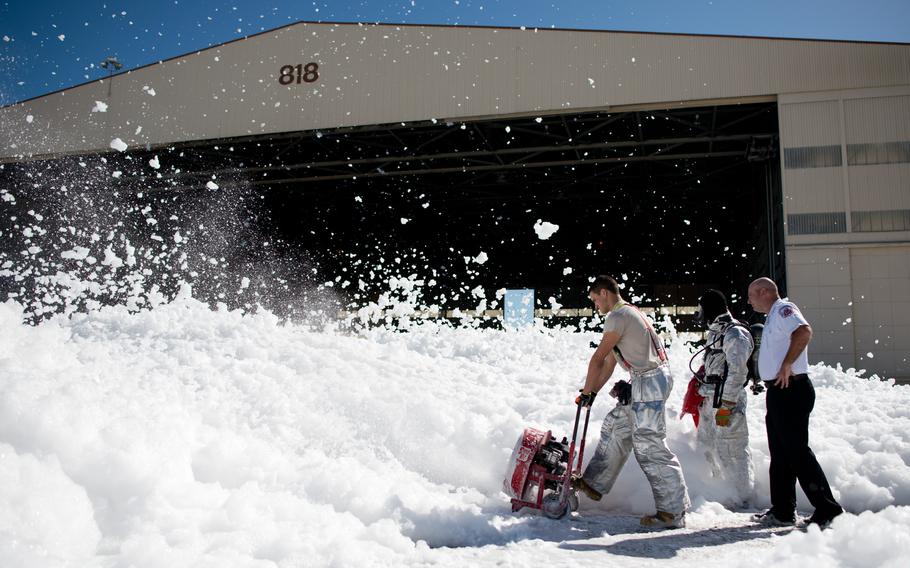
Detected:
left=503, top=403, right=592, bottom=518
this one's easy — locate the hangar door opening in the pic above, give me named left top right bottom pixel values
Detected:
left=244, top=101, right=785, bottom=321
left=1, top=101, right=784, bottom=324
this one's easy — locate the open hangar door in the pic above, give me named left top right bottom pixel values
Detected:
left=235, top=101, right=784, bottom=324
left=0, top=101, right=783, bottom=325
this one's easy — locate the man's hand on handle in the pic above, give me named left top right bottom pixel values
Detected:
left=576, top=390, right=597, bottom=408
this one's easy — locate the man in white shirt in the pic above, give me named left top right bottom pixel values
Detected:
left=746, top=277, right=843, bottom=528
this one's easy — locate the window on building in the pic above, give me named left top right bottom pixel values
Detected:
left=847, top=141, right=910, bottom=166
left=786, top=212, right=847, bottom=234
left=784, top=145, right=843, bottom=169
left=852, top=209, right=910, bottom=232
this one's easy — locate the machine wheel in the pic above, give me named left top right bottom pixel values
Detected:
left=542, top=493, right=568, bottom=519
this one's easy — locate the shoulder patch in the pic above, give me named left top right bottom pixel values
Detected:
left=779, top=305, right=794, bottom=318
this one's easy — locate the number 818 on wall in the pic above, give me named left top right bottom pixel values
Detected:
left=278, top=63, right=319, bottom=85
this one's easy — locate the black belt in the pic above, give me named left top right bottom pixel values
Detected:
left=764, top=373, right=809, bottom=385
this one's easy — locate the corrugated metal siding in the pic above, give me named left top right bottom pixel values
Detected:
left=844, top=96, right=910, bottom=221
left=780, top=89, right=910, bottom=241
left=782, top=168, right=846, bottom=214
left=844, top=95, right=910, bottom=144
left=785, top=247, right=855, bottom=370
left=787, top=243, right=910, bottom=377
left=783, top=89, right=910, bottom=381
left=3, top=23, right=910, bottom=159
left=779, top=99, right=846, bottom=222
left=850, top=246, right=910, bottom=377
left=848, top=164, right=910, bottom=212
left=779, top=100, right=842, bottom=146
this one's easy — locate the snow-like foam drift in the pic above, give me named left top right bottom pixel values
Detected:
left=2, top=133, right=908, bottom=567
left=1, top=295, right=909, bottom=567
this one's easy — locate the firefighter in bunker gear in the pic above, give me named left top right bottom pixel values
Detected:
left=694, top=289, right=755, bottom=507
left=575, top=275, right=690, bottom=529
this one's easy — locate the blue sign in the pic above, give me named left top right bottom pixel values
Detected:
left=504, top=289, right=535, bottom=328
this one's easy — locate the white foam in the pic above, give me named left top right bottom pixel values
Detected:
left=533, top=219, right=559, bottom=240
left=2, top=293, right=908, bottom=565
left=109, top=138, right=128, bottom=152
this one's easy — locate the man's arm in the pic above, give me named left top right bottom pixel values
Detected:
left=774, top=324, right=812, bottom=388
left=582, top=331, right=621, bottom=394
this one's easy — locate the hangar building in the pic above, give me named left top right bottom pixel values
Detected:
left=1, top=22, right=909, bottom=380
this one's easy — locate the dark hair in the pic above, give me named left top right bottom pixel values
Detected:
left=589, top=275, right=621, bottom=295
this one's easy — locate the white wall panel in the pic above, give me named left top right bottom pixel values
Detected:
left=844, top=95, right=910, bottom=143
left=785, top=247, right=855, bottom=371
left=786, top=243, right=910, bottom=378
left=783, top=168, right=846, bottom=213
left=779, top=100, right=841, bottom=146
left=850, top=246, right=910, bottom=378
left=848, top=164, right=910, bottom=211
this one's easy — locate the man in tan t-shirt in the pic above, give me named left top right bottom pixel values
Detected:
left=573, top=275, right=690, bottom=529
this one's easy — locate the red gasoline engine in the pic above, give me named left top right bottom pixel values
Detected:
left=503, top=404, right=592, bottom=518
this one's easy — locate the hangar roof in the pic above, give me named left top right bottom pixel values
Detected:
left=2, top=21, right=909, bottom=161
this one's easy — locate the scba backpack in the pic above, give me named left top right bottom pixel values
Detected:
left=690, top=319, right=765, bottom=408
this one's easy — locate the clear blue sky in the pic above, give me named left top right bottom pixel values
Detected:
left=2, top=0, right=908, bottom=105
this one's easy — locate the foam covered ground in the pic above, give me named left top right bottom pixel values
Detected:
left=1, top=297, right=909, bottom=567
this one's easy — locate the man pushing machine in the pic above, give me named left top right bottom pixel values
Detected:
left=573, top=275, right=690, bottom=529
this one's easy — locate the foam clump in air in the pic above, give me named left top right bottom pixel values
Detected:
left=533, top=219, right=559, bottom=240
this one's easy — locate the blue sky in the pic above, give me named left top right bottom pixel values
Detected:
left=2, top=0, right=909, bottom=104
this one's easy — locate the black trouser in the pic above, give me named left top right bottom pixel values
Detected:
left=765, top=375, right=842, bottom=519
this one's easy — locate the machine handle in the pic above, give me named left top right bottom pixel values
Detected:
left=575, top=406, right=592, bottom=474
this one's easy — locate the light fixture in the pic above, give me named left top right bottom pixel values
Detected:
left=100, top=57, right=123, bottom=97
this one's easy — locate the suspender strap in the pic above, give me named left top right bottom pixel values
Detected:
left=612, top=345, right=630, bottom=371
left=609, top=302, right=668, bottom=370
left=626, top=304, right=668, bottom=363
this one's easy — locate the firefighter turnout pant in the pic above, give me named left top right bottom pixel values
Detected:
left=697, top=395, right=754, bottom=505
left=582, top=366, right=690, bottom=516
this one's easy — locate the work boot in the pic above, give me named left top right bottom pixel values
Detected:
left=751, top=509, right=795, bottom=527
left=640, top=511, right=685, bottom=529
left=570, top=475, right=602, bottom=501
